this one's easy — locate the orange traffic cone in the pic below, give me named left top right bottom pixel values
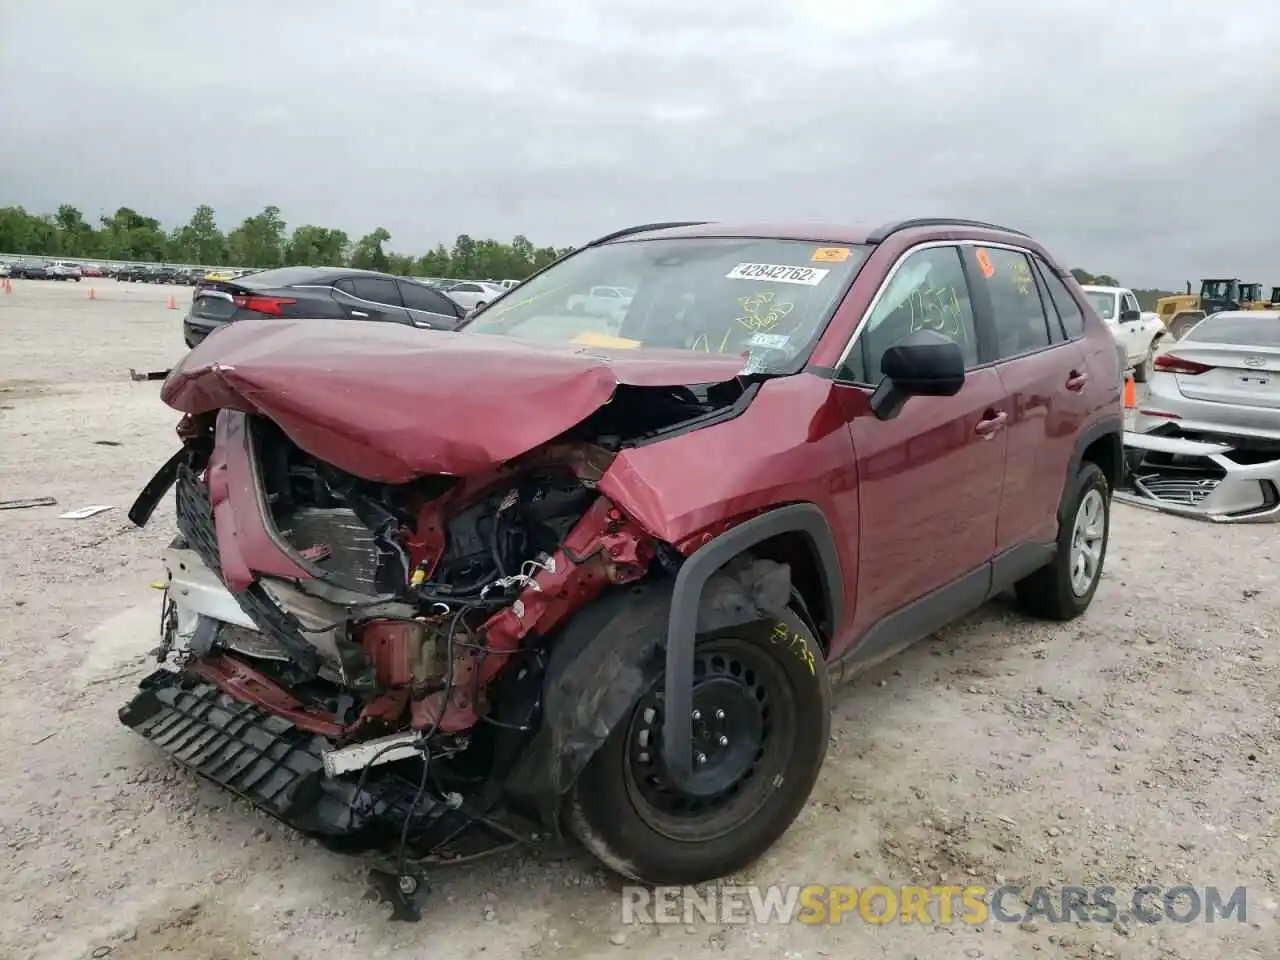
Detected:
left=1123, top=373, right=1136, bottom=409
left=167, top=294, right=177, bottom=310
left=88, top=287, right=96, bottom=300
left=3, top=278, right=10, bottom=294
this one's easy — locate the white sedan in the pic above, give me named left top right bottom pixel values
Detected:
left=1120, top=310, right=1280, bottom=522
left=443, top=281, right=506, bottom=312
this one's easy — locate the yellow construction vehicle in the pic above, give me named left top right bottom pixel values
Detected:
left=1238, top=282, right=1269, bottom=309
left=1156, top=278, right=1250, bottom=338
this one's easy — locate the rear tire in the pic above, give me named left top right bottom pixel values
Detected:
left=1015, top=461, right=1110, bottom=620
left=566, top=608, right=830, bottom=884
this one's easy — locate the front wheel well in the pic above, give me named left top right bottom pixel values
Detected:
left=746, top=531, right=832, bottom=652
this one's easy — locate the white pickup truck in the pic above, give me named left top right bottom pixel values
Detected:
left=1080, top=284, right=1168, bottom=381
left=565, top=285, right=634, bottom=320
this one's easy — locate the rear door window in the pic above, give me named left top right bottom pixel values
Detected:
left=399, top=280, right=458, bottom=316
left=973, top=247, right=1054, bottom=360
left=348, top=277, right=402, bottom=306
left=1033, top=259, right=1085, bottom=339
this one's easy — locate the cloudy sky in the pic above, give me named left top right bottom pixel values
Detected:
left=2, top=0, right=1277, bottom=287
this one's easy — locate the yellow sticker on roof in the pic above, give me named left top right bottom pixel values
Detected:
left=571, top=331, right=642, bottom=349
left=812, top=247, right=852, bottom=263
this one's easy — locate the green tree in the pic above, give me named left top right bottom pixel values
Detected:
left=54, top=205, right=97, bottom=256
left=285, top=225, right=350, bottom=266
left=4, top=200, right=574, bottom=281
left=417, top=244, right=452, bottom=278
left=227, top=206, right=286, bottom=267
left=0, top=207, right=42, bottom=253
left=99, top=207, right=166, bottom=261
left=350, top=227, right=391, bottom=271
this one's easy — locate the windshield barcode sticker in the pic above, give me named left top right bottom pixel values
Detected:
left=726, top=263, right=829, bottom=286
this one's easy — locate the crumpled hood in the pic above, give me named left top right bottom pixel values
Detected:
left=161, top=317, right=748, bottom=482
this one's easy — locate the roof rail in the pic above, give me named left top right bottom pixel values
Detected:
left=865, top=217, right=1029, bottom=244
left=586, top=221, right=711, bottom=247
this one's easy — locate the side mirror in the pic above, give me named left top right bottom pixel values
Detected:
left=869, top=329, right=966, bottom=421
left=1119, top=308, right=1140, bottom=323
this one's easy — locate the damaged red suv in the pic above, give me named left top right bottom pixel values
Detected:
left=122, top=218, right=1123, bottom=912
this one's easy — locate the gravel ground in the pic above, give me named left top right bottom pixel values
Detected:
left=1, top=279, right=1276, bottom=960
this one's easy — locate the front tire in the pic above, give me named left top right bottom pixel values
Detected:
left=1133, top=341, right=1157, bottom=382
left=566, top=608, right=830, bottom=884
left=1014, top=461, right=1110, bottom=620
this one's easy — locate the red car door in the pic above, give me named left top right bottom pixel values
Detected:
left=830, top=244, right=1008, bottom=651
left=965, top=245, right=1091, bottom=551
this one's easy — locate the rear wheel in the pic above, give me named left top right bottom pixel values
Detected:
left=1015, top=461, right=1110, bottom=620
left=566, top=609, right=830, bottom=884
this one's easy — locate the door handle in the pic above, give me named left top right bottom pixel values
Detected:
left=1066, top=370, right=1089, bottom=391
left=974, top=410, right=1008, bottom=439
left=350, top=310, right=369, bottom=318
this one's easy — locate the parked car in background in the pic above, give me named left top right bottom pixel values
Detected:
left=150, top=265, right=179, bottom=284
left=183, top=266, right=467, bottom=348
left=443, top=280, right=506, bottom=312
left=48, top=261, right=83, bottom=281
left=1081, top=285, right=1167, bottom=381
left=12, top=260, right=51, bottom=279
left=116, top=264, right=150, bottom=282
left=1123, top=310, right=1280, bottom=521
left=0, top=262, right=10, bottom=278
left=81, top=263, right=105, bottom=278
left=565, top=284, right=635, bottom=321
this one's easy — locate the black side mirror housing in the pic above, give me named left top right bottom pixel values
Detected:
left=1119, top=308, right=1140, bottom=323
left=869, top=329, right=966, bottom=421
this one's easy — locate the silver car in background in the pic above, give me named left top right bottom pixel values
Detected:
left=443, top=281, right=506, bottom=312
left=48, top=261, right=83, bottom=281
left=1119, top=311, right=1280, bottom=522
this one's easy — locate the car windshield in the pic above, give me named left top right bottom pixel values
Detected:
left=462, top=237, right=869, bottom=371
left=1185, top=314, right=1280, bottom=347
left=1084, top=290, right=1116, bottom=319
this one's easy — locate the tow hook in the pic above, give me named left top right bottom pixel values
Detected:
left=366, top=867, right=433, bottom=922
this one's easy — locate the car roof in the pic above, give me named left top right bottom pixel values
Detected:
left=606, top=218, right=1040, bottom=250
left=1207, top=310, right=1280, bottom=321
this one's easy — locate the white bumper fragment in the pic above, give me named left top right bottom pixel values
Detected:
left=1118, top=431, right=1280, bottom=523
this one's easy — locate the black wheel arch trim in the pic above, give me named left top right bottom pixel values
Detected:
left=1070, top=415, right=1124, bottom=500
left=661, top=502, right=844, bottom=790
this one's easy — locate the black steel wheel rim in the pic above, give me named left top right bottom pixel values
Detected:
left=622, top=636, right=799, bottom=843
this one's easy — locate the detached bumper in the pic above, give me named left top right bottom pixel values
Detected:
left=1117, top=430, right=1280, bottom=523
left=119, top=669, right=520, bottom=860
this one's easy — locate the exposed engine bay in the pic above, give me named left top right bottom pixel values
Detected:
left=121, top=399, right=792, bottom=919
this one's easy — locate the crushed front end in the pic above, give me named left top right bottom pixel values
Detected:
left=120, top=407, right=666, bottom=906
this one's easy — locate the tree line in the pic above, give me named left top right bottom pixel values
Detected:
left=1, top=202, right=1178, bottom=301
left=0, top=204, right=575, bottom=281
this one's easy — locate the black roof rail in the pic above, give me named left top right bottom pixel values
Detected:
left=866, top=217, right=1029, bottom=244
left=586, top=221, right=711, bottom=247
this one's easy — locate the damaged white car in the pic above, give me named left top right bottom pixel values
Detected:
left=1119, top=310, right=1280, bottom=522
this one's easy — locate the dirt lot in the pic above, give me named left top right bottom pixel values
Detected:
left=1, top=279, right=1276, bottom=960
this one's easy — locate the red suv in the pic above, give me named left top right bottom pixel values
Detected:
left=121, top=218, right=1123, bottom=913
